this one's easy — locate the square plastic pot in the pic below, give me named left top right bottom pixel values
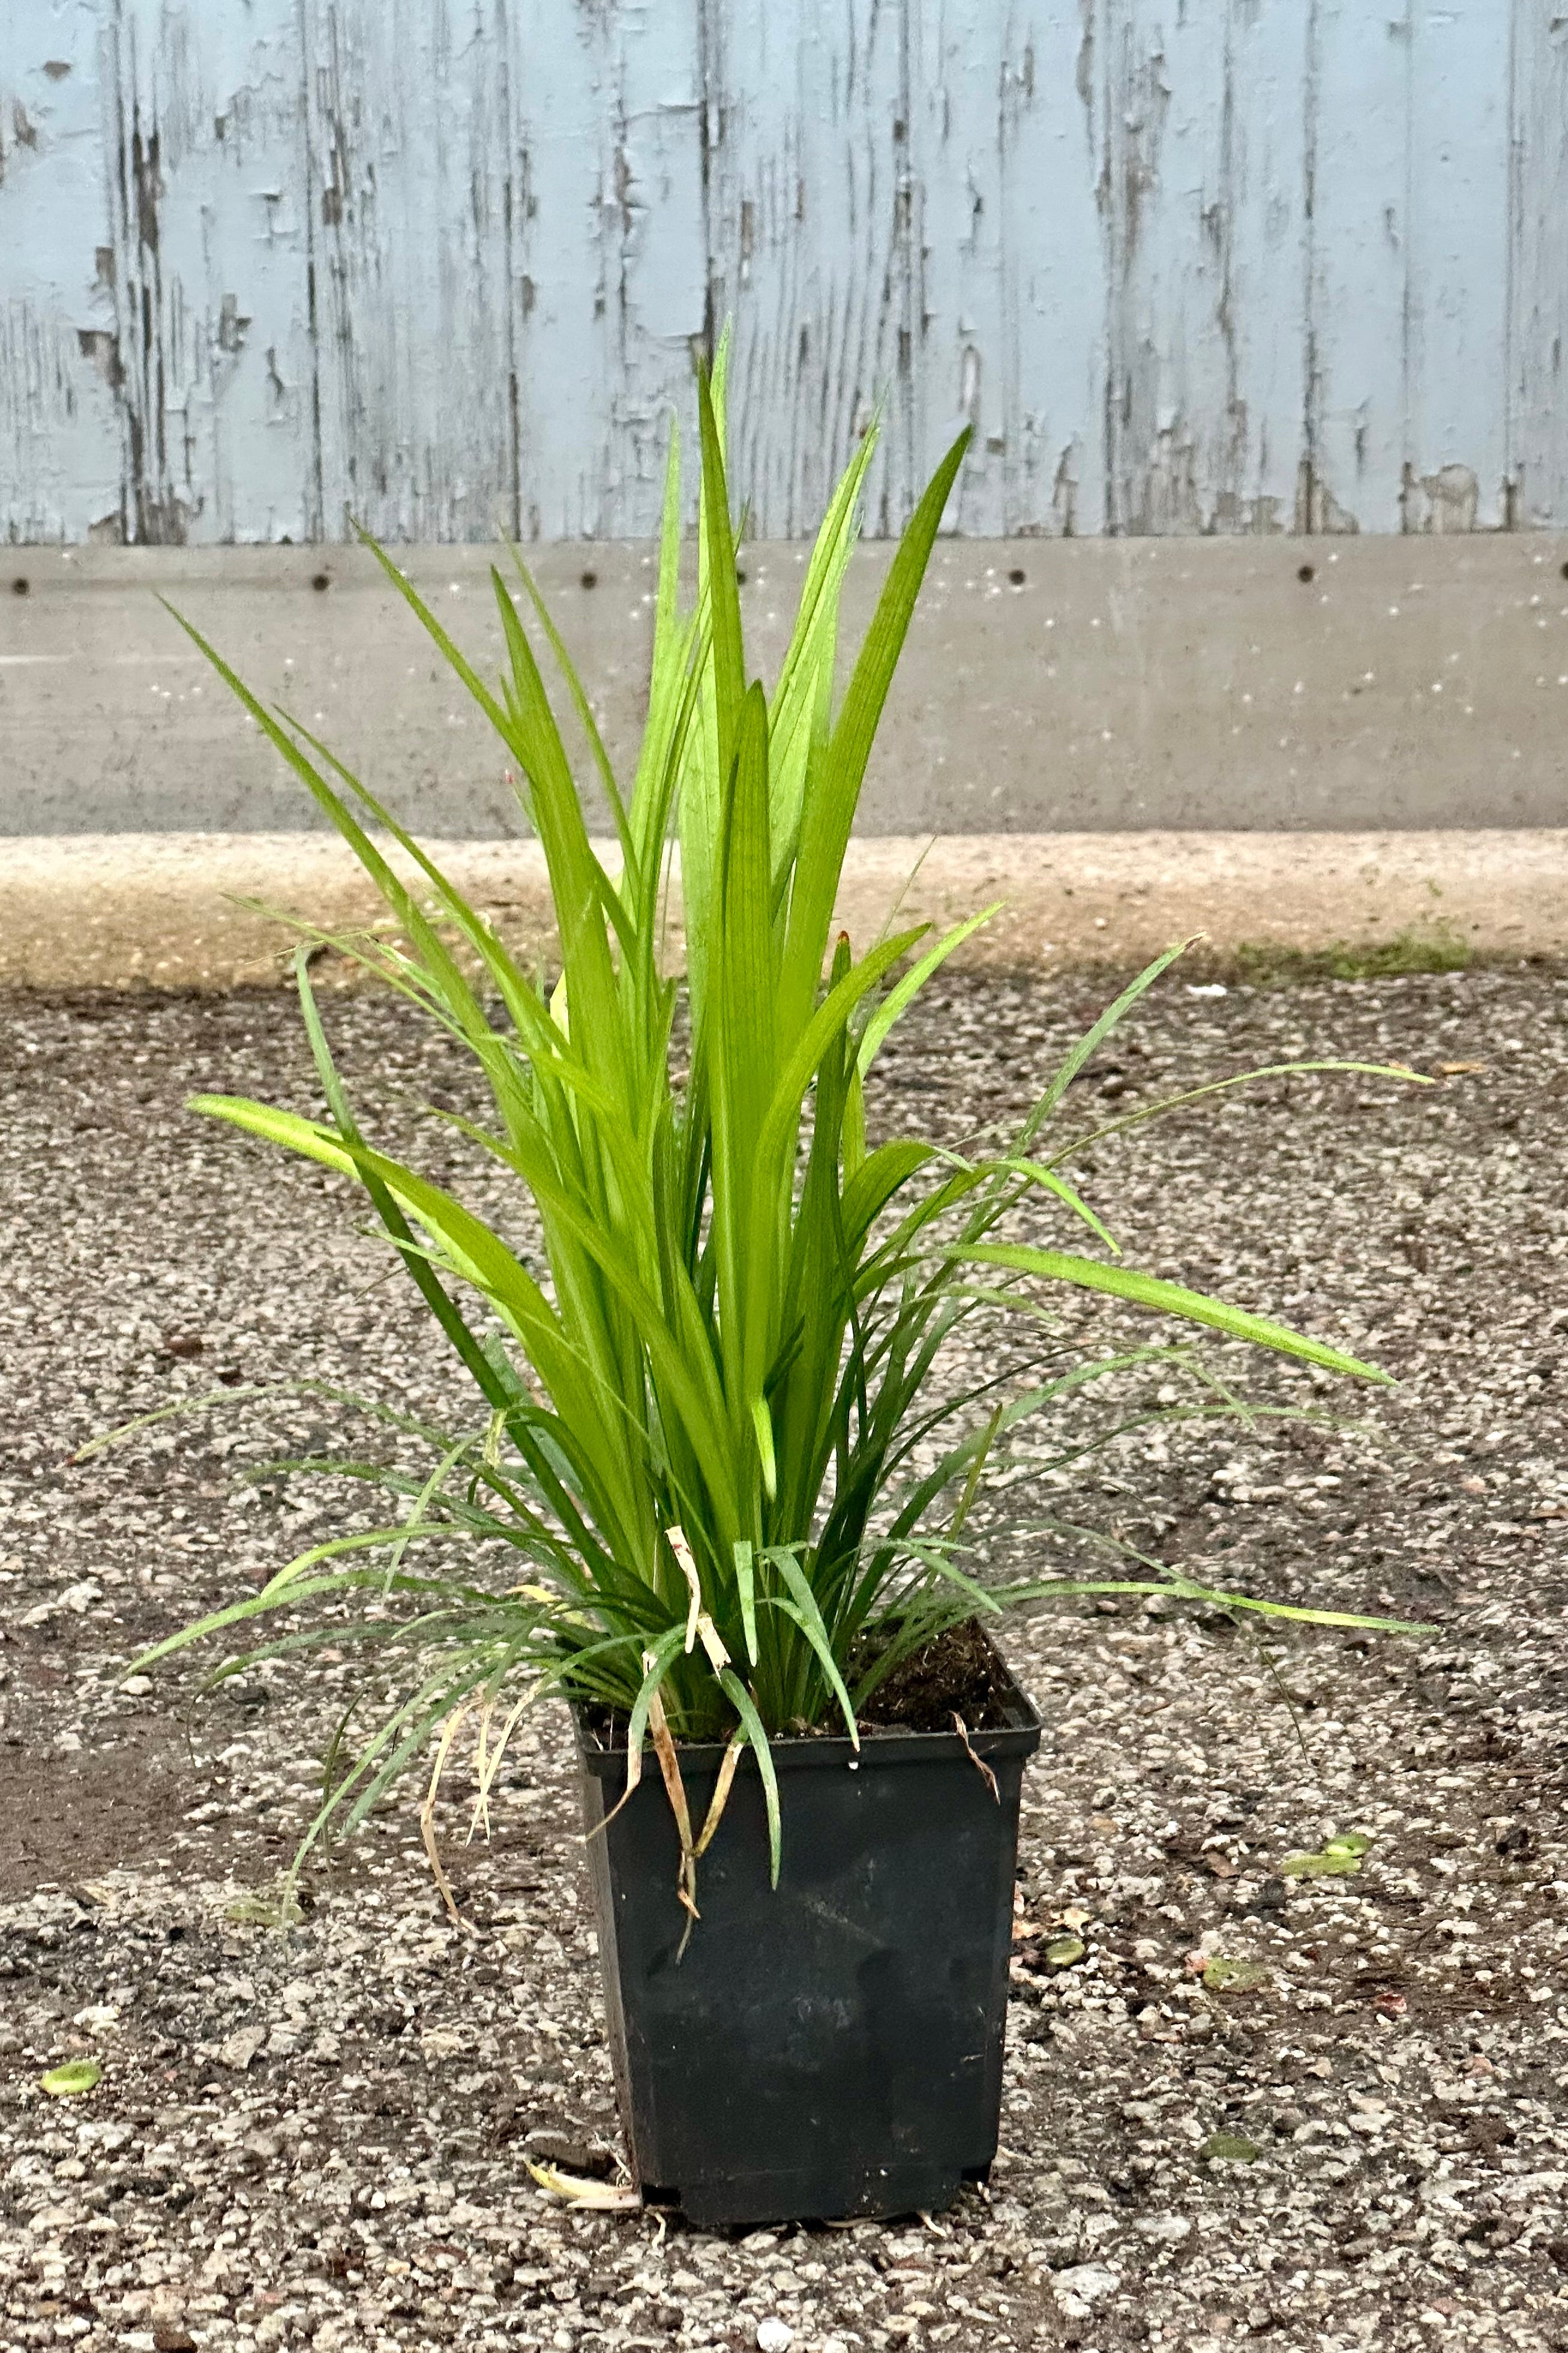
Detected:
left=574, top=1648, right=1041, bottom=2228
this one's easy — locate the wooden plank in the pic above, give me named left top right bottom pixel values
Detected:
left=1, top=0, right=319, bottom=544
left=503, top=0, right=605, bottom=540
left=296, top=0, right=704, bottom=543
left=993, top=5, right=1109, bottom=537
left=297, top=0, right=524, bottom=541
left=1089, top=0, right=1187, bottom=535
left=717, top=0, right=1106, bottom=538
left=1080, top=0, right=1311, bottom=537
left=1399, top=1, right=1511, bottom=531
left=595, top=0, right=709, bottom=533
left=0, top=4, right=129, bottom=541
left=98, top=0, right=316, bottom=542
left=714, top=0, right=915, bottom=539
left=909, top=4, right=1103, bottom=537
left=1303, top=1, right=1404, bottom=533
left=1309, top=1, right=1511, bottom=538
left=1219, top=0, right=1314, bottom=537
left=1507, top=3, right=1568, bottom=527
left=0, top=0, right=1561, bottom=544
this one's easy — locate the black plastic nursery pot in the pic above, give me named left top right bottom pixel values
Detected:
left=574, top=1647, right=1041, bottom=2229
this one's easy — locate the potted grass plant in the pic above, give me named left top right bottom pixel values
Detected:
left=125, top=352, right=1416, bottom=2226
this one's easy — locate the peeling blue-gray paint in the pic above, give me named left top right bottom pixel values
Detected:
left=0, top=0, right=1561, bottom=541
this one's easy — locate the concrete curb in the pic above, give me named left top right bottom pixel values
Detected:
left=2, top=831, right=1562, bottom=989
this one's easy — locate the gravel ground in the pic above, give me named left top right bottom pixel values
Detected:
left=3, top=962, right=1567, bottom=2353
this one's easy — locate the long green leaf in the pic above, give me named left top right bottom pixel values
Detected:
left=718, top=1669, right=782, bottom=1886
left=780, top=427, right=970, bottom=1038
left=1045, top=1060, right=1432, bottom=1169
left=856, top=904, right=1002, bottom=1077
left=733, top=1539, right=760, bottom=1667
left=770, top=1549, right=859, bottom=1744
left=957, top=1243, right=1391, bottom=1382
left=127, top=344, right=1423, bottom=1915
left=1020, top=938, right=1195, bottom=1147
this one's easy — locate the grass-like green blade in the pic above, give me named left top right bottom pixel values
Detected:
left=119, top=341, right=1421, bottom=1908
left=780, top=427, right=970, bottom=1039
left=733, top=1539, right=760, bottom=1668
left=1046, top=1060, right=1432, bottom=1169
left=718, top=1669, right=782, bottom=1887
left=770, top=1549, right=859, bottom=1743
left=856, top=905, right=1002, bottom=1077
left=502, top=538, right=637, bottom=887
left=994, top=1568, right=1432, bottom=1636
left=1020, top=938, right=1195, bottom=1147
left=957, top=1243, right=1390, bottom=1382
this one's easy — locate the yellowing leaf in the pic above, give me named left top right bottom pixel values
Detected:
left=526, top=2160, right=641, bottom=2211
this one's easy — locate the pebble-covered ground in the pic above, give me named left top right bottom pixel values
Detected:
left=2, top=962, right=1566, bottom=2353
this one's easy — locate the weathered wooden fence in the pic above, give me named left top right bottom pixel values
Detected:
left=2, top=2, right=1564, bottom=544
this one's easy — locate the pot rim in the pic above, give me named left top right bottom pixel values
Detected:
left=572, top=1633, right=1041, bottom=1780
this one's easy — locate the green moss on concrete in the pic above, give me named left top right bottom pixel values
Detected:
left=1216, top=927, right=1475, bottom=988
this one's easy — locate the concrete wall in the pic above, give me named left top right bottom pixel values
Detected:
left=4, top=1, right=1566, bottom=548
left=7, top=532, right=1568, bottom=834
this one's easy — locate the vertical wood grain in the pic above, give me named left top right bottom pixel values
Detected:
left=1080, top=0, right=1309, bottom=537
left=103, top=0, right=317, bottom=544
left=296, top=0, right=704, bottom=543
left=712, top=0, right=915, bottom=540
left=912, top=4, right=1104, bottom=536
left=0, top=0, right=1561, bottom=541
left=1303, top=0, right=1402, bottom=531
left=1507, top=2, right=1568, bottom=526
left=298, top=0, right=522, bottom=541
left=512, top=0, right=705, bottom=538
left=1399, top=2, right=1510, bottom=531
left=1309, top=1, right=1511, bottom=536
left=0, top=1, right=124, bottom=540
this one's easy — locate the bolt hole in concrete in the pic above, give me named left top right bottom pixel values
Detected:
left=1297, top=562, right=1316, bottom=583
left=580, top=568, right=598, bottom=589
left=1008, top=566, right=1026, bottom=585
left=311, top=571, right=330, bottom=592
left=11, top=576, right=28, bottom=595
